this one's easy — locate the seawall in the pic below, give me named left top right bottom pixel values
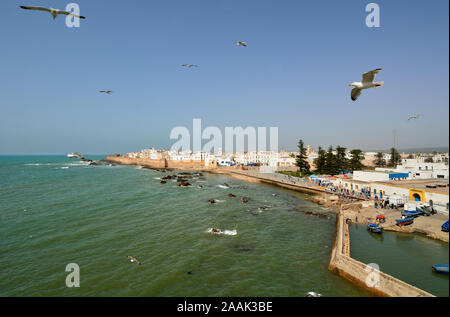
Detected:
left=105, top=156, right=205, bottom=170
left=212, top=169, right=331, bottom=196
left=328, top=208, right=434, bottom=297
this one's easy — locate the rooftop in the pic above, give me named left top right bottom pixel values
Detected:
left=373, top=179, right=449, bottom=194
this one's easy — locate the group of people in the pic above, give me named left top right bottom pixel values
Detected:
left=374, top=199, right=396, bottom=210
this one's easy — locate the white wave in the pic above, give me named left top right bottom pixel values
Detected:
left=65, top=162, right=90, bottom=166
left=217, top=185, right=230, bottom=189
left=154, top=177, right=161, bottom=180
left=25, top=162, right=89, bottom=167
left=206, top=228, right=237, bottom=236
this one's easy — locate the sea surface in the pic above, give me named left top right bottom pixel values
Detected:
left=0, top=155, right=374, bottom=296
left=350, top=225, right=449, bottom=297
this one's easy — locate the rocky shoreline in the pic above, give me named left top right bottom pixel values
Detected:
left=104, top=160, right=449, bottom=243
left=213, top=169, right=449, bottom=244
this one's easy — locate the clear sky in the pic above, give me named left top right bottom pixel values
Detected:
left=0, top=0, right=448, bottom=154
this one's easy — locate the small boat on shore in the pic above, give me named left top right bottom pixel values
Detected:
left=432, top=264, right=449, bottom=274
left=442, top=221, right=449, bottom=232
left=367, top=223, right=383, bottom=234
left=401, top=210, right=422, bottom=218
left=396, top=217, right=414, bottom=226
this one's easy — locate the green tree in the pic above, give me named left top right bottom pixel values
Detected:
left=407, top=154, right=414, bottom=159
left=295, top=139, right=310, bottom=176
left=349, top=149, right=365, bottom=172
left=374, top=152, right=386, bottom=167
left=335, top=146, right=348, bottom=174
left=324, top=146, right=339, bottom=175
left=389, top=148, right=401, bottom=167
left=424, top=157, right=434, bottom=163
left=313, top=146, right=326, bottom=174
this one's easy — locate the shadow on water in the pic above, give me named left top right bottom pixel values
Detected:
left=367, top=231, right=384, bottom=243
left=395, top=233, right=414, bottom=241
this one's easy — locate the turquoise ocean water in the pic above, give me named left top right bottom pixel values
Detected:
left=0, top=155, right=371, bottom=296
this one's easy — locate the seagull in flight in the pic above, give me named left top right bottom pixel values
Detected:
left=237, top=41, right=247, bottom=47
left=100, top=90, right=113, bottom=94
left=20, top=5, right=86, bottom=20
left=348, top=68, right=384, bottom=101
left=182, top=64, right=198, bottom=68
left=408, top=114, right=422, bottom=121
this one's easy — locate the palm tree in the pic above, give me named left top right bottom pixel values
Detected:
left=374, top=152, right=386, bottom=167
left=389, top=148, right=401, bottom=167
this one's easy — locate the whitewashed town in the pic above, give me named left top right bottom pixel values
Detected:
left=120, top=145, right=449, bottom=213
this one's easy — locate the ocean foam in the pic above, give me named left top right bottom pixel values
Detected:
left=206, top=228, right=237, bottom=236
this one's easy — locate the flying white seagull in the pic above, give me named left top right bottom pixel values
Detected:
left=408, top=114, right=422, bottom=121
left=237, top=41, right=247, bottom=47
left=20, top=6, right=86, bottom=20
left=182, top=64, right=198, bottom=68
left=348, top=68, right=384, bottom=101
left=100, top=90, right=113, bottom=94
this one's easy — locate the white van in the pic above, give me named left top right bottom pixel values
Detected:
left=218, top=160, right=234, bottom=167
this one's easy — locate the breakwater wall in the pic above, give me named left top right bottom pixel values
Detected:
left=105, top=156, right=205, bottom=170
left=216, top=169, right=329, bottom=196
left=328, top=209, right=434, bottom=297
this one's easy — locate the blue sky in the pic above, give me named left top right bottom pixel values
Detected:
left=0, top=0, right=448, bottom=154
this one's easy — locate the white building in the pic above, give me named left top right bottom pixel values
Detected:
left=370, top=179, right=449, bottom=214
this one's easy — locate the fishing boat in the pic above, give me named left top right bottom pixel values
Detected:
left=432, top=264, right=449, bottom=274
left=367, top=223, right=383, bottom=234
left=376, top=215, right=386, bottom=223
left=442, top=221, right=449, bottom=232
left=396, top=217, right=414, bottom=226
left=401, top=210, right=422, bottom=218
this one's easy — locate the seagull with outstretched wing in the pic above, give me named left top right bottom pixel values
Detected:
left=408, top=114, right=422, bottom=121
left=348, top=68, right=384, bottom=101
left=100, top=90, right=113, bottom=94
left=20, top=5, right=86, bottom=20
left=237, top=41, right=247, bottom=47
left=182, top=64, right=198, bottom=68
